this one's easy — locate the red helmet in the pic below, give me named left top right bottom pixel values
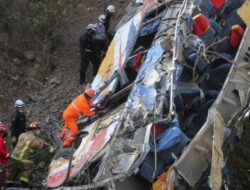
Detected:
left=28, top=121, right=40, bottom=130
left=84, top=88, right=95, bottom=98
left=0, top=122, right=8, bottom=133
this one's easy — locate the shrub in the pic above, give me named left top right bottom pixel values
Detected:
left=0, top=0, right=78, bottom=64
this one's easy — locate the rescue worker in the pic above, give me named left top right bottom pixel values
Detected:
left=216, top=24, right=245, bottom=54
left=6, top=121, right=55, bottom=187
left=79, top=24, right=98, bottom=84
left=60, top=88, right=97, bottom=146
left=94, top=14, right=108, bottom=52
left=104, top=5, right=116, bottom=33
left=0, top=122, right=9, bottom=188
left=11, top=99, right=26, bottom=148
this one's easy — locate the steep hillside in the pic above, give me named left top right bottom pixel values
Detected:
left=0, top=0, right=129, bottom=187
left=0, top=0, right=129, bottom=123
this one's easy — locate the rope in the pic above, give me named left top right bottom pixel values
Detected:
left=205, top=36, right=229, bottom=50
left=192, top=44, right=205, bottom=82
left=64, top=142, right=75, bottom=185
left=152, top=124, right=158, bottom=180
left=206, top=50, right=236, bottom=64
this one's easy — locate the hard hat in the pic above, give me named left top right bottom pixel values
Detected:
left=107, top=5, right=116, bottom=13
left=98, top=14, right=106, bottom=23
left=84, top=88, right=95, bottom=98
left=86, top=24, right=97, bottom=32
left=0, top=122, right=8, bottom=133
left=15, top=99, right=24, bottom=108
left=28, top=121, right=40, bottom=130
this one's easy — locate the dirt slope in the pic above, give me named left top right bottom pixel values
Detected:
left=0, top=0, right=129, bottom=187
left=0, top=0, right=129, bottom=124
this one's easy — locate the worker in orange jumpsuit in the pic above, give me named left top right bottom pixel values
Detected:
left=0, top=122, right=9, bottom=188
left=60, top=88, right=97, bottom=146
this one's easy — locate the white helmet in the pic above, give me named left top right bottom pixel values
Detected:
left=98, top=14, right=106, bottom=23
left=86, top=24, right=97, bottom=32
left=15, top=99, right=24, bottom=108
left=107, top=5, right=116, bottom=13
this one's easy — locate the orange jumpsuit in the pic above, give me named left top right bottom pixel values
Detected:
left=62, top=94, right=96, bottom=142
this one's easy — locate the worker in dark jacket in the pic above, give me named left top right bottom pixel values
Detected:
left=79, top=24, right=98, bottom=84
left=11, top=99, right=26, bottom=148
left=104, top=5, right=116, bottom=33
left=95, top=15, right=108, bottom=51
left=104, top=5, right=116, bottom=41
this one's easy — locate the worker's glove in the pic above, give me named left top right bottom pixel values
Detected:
left=60, top=128, right=68, bottom=139
left=11, top=137, right=17, bottom=144
left=48, top=146, right=56, bottom=154
left=90, top=103, right=97, bottom=108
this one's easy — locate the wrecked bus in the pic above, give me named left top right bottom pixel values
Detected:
left=46, top=0, right=250, bottom=189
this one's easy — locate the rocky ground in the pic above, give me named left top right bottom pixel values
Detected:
left=0, top=0, right=249, bottom=189
left=0, top=0, right=130, bottom=188
left=0, top=0, right=130, bottom=122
